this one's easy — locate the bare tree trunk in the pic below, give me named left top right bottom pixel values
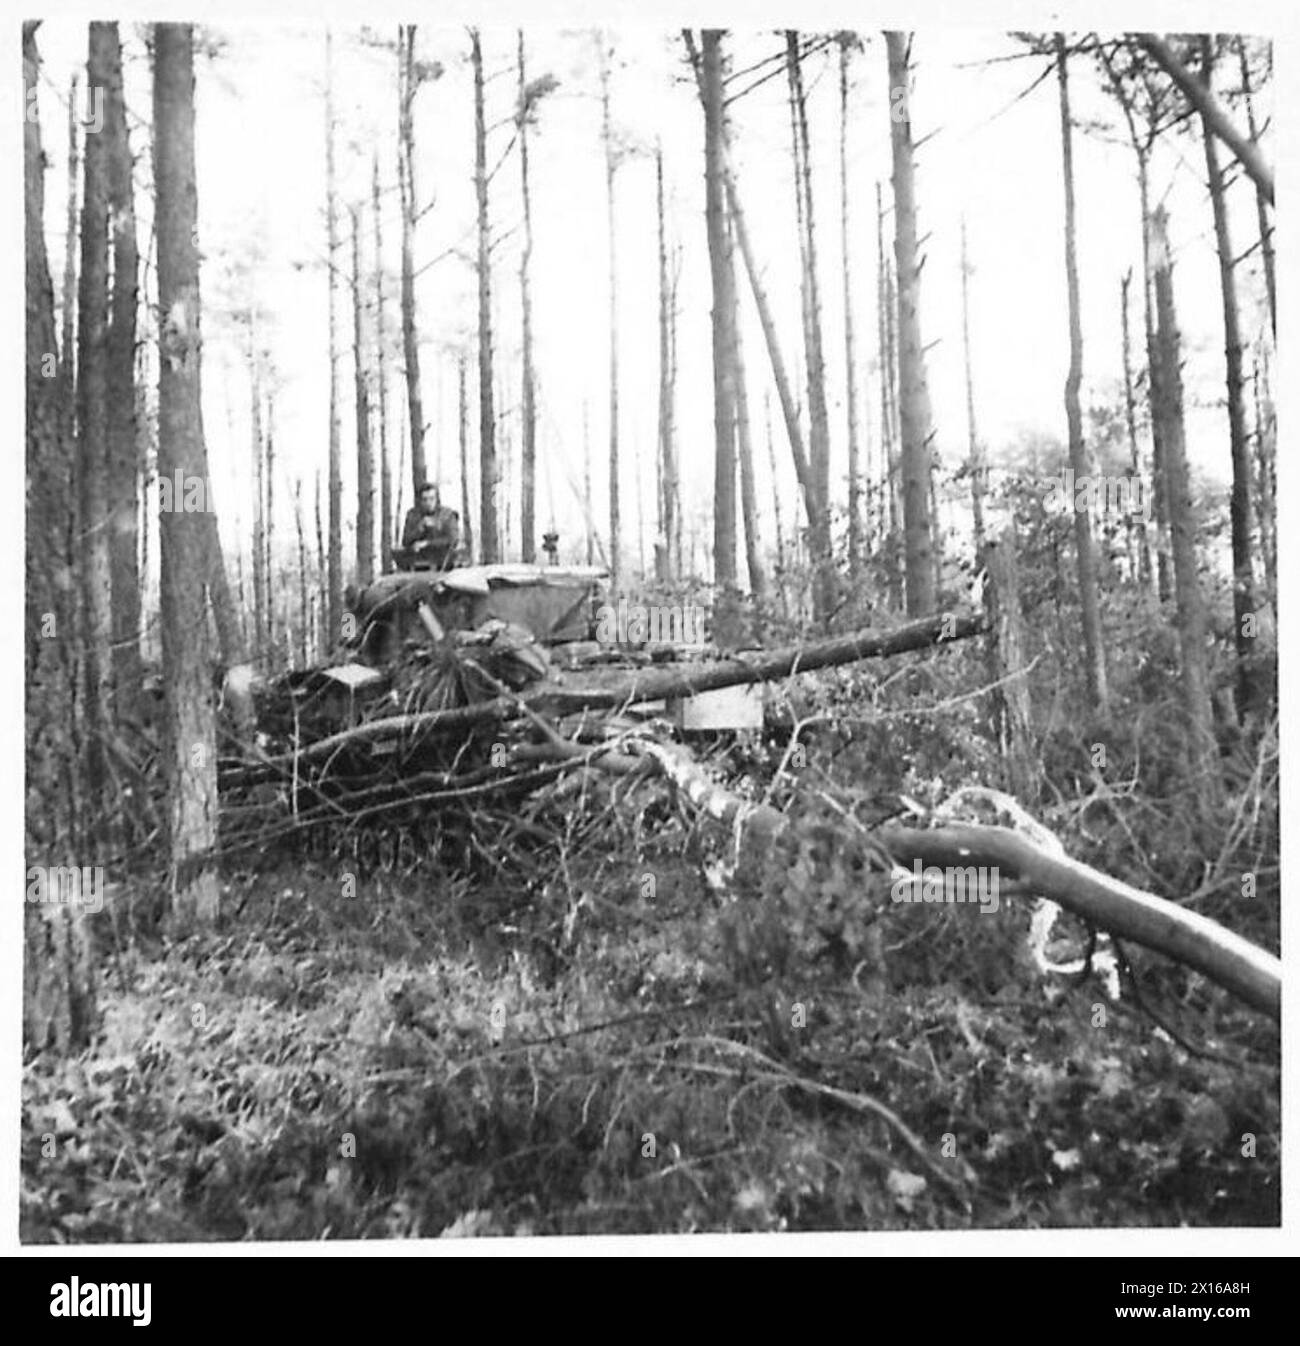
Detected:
left=598, top=34, right=621, bottom=588
left=1150, top=207, right=1218, bottom=800
left=1056, top=34, right=1108, bottom=709
left=373, top=155, right=392, bottom=573
left=78, top=23, right=116, bottom=822
left=1119, top=270, right=1150, bottom=586
left=325, top=30, right=342, bottom=646
left=265, top=386, right=276, bottom=653
left=351, top=205, right=374, bottom=585
left=314, top=468, right=324, bottom=656
left=471, top=30, right=499, bottom=564
left=25, top=21, right=98, bottom=1050
left=764, top=390, right=789, bottom=618
left=62, top=75, right=79, bottom=402
left=101, top=26, right=142, bottom=716
left=517, top=32, right=537, bottom=563
left=1236, top=39, right=1275, bottom=336
left=294, top=478, right=309, bottom=665
left=457, top=352, right=473, bottom=562
left=1251, top=343, right=1276, bottom=613
left=682, top=33, right=816, bottom=564
left=656, top=142, right=678, bottom=581
left=583, top=399, right=593, bottom=566
left=876, top=180, right=899, bottom=583
left=960, top=218, right=986, bottom=557
left=700, top=31, right=737, bottom=605
left=886, top=33, right=936, bottom=617
left=982, top=529, right=1034, bottom=799
left=1136, top=150, right=1172, bottom=602
left=398, top=25, right=427, bottom=495
left=154, top=21, right=219, bottom=922
left=1201, top=37, right=1258, bottom=723
left=732, top=223, right=766, bottom=600
left=724, top=167, right=816, bottom=535
left=840, top=37, right=863, bottom=575
left=787, top=32, right=833, bottom=618
left=249, top=332, right=265, bottom=648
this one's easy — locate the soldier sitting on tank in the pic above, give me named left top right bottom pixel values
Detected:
left=396, top=481, right=461, bottom=571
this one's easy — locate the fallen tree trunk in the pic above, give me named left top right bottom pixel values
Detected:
left=877, top=823, right=1280, bottom=1021
left=255, top=610, right=988, bottom=772
left=644, top=746, right=1281, bottom=1022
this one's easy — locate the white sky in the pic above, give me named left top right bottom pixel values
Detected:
left=29, top=18, right=1274, bottom=581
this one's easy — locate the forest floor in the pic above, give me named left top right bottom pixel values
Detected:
left=21, top=651, right=1281, bottom=1240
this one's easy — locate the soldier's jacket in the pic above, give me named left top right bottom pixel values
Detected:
left=400, top=504, right=460, bottom=556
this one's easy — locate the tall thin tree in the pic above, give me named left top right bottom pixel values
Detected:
left=351, top=204, right=374, bottom=585
left=960, top=218, right=985, bottom=555
left=598, top=33, right=621, bottom=588
left=154, top=21, right=219, bottom=921
left=373, top=154, right=392, bottom=572
left=517, top=32, right=538, bottom=562
left=1201, top=36, right=1257, bottom=720
left=324, top=30, right=342, bottom=647
left=78, top=23, right=115, bottom=818
left=1056, top=33, right=1108, bottom=708
left=700, top=30, right=737, bottom=600
left=397, top=25, right=429, bottom=496
left=840, top=35, right=864, bottom=574
left=885, top=32, right=936, bottom=616
left=471, top=30, right=498, bottom=562
left=103, top=25, right=140, bottom=713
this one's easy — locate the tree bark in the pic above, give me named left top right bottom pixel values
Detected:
left=249, top=328, right=265, bottom=647
left=397, top=25, right=427, bottom=496
left=78, top=23, right=116, bottom=820
left=982, top=529, right=1034, bottom=798
left=656, top=142, right=678, bottom=580
left=458, top=352, right=473, bottom=562
left=583, top=399, right=594, bottom=566
left=731, top=217, right=766, bottom=600
left=886, top=33, right=936, bottom=617
left=101, top=27, right=141, bottom=717
left=787, top=32, right=834, bottom=620
left=325, top=30, right=342, bottom=646
left=25, top=21, right=98, bottom=1049
left=840, top=38, right=863, bottom=575
left=373, top=155, right=392, bottom=573
left=1149, top=208, right=1218, bottom=800
left=701, top=31, right=738, bottom=601
left=1056, top=34, right=1109, bottom=710
left=352, top=205, right=374, bottom=585
left=517, top=32, right=538, bottom=564
left=1201, top=37, right=1258, bottom=723
left=471, top=31, right=499, bottom=563
left=598, top=35, right=621, bottom=587
left=1119, top=270, right=1150, bottom=585
left=876, top=180, right=900, bottom=583
left=154, top=21, right=220, bottom=922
